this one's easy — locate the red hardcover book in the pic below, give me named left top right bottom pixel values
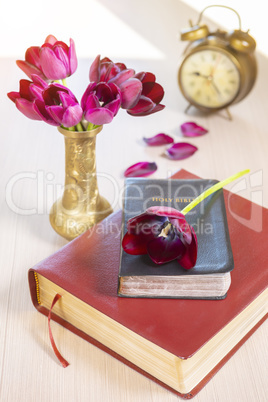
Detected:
left=28, top=170, right=268, bottom=399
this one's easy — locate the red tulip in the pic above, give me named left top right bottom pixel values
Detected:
left=127, top=72, right=165, bottom=116
left=122, top=206, right=197, bottom=268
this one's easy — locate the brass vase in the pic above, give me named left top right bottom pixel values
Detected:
left=49, top=125, right=113, bottom=240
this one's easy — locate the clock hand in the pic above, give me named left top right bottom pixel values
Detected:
left=210, top=80, right=221, bottom=96
left=190, top=72, right=210, bottom=79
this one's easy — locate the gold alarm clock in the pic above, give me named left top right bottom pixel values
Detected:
left=178, top=5, right=257, bottom=118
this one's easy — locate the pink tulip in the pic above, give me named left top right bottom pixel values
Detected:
left=34, top=83, right=83, bottom=127
left=7, top=75, right=48, bottom=120
left=89, top=55, right=142, bottom=109
left=16, top=35, right=77, bottom=81
left=81, top=82, right=121, bottom=125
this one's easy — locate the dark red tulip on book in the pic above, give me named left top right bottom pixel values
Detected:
left=122, top=206, right=197, bottom=268
left=124, top=162, right=157, bottom=178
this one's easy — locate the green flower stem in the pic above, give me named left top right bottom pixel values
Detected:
left=181, top=169, right=250, bottom=216
left=61, top=125, right=75, bottom=131
left=75, top=122, right=84, bottom=132
left=61, top=78, right=67, bottom=87
left=87, top=122, right=100, bottom=131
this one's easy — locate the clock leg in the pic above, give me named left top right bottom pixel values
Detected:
left=185, top=103, right=192, bottom=114
left=225, top=108, right=232, bottom=121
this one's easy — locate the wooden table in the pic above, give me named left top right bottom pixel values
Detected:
left=1, top=1, right=267, bottom=401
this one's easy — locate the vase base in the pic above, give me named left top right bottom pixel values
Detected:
left=49, top=196, right=113, bottom=241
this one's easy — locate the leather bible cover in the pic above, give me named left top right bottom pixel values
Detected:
left=28, top=169, right=268, bottom=399
left=118, top=177, right=234, bottom=299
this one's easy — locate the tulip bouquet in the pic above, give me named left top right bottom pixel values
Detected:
left=7, top=35, right=165, bottom=131
left=122, top=170, right=249, bottom=269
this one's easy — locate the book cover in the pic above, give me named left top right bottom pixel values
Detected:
left=28, top=169, right=268, bottom=399
left=118, top=177, right=234, bottom=299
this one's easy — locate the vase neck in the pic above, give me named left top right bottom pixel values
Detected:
left=62, top=136, right=99, bottom=210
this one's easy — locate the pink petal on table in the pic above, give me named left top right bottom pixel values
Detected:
left=143, top=133, right=174, bottom=146
left=181, top=122, right=208, bottom=137
left=124, top=162, right=157, bottom=177
left=166, top=142, right=198, bottom=160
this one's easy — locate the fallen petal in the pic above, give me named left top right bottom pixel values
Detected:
left=124, top=162, right=157, bottom=177
left=143, top=133, right=174, bottom=146
left=181, top=122, right=208, bottom=137
left=166, top=142, right=198, bottom=160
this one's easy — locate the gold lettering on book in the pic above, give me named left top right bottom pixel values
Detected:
left=151, top=197, right=194, bottom=203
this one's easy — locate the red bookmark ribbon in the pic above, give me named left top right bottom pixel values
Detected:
left=48, top=293, right=70, bottom=368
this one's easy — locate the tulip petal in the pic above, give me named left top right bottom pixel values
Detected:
left=165, top=142, right=198, bottom=160
left=146, top=206, right=185, bottom=220
left=177, top=227, right=198, bottom=269
left=19, top=79, right=32, bottom=101
left=45, top=35, right=58, bottom=45
left=53, top=45, right=69, bottom=74
left=89, top=55, right=101, bottom=82
left=120, top=78, right=142, bottom=109
left=122, top=232, right=148, bottom=255
left=25, top=46, right=42, bottom=69
left=16, top=60, right=46, bottom=80
left=142, top=82, right=164, bottom=104
left=143, top=133, right=174, bottom=146
left=123, top=214, right=166, bottom=254
left=181, top=122, right=208, bottom=137
left=127, top=212, right=166, bottom=235
left=147, top=234, right=185, bottom=265
left=105, top=96, right=121, bottom=116
left=109, top=69, right=135, bottom=86
left=127, top=95, right=155, bottom=115
left=68, top=38, right=78, bottom=75
left=34, top=100, right=59, bottom=125
left=135, top=72, right=155, bottom=83
left=40, top=47, right=67, bottom=80
left=47, top=105, right=64, bottom=124
left=59, top=92, right=76, bottom=108
left=124, top=162, right=157, bottom=177
left=7, top=91, right=20, bottom=103
left=62, top=105, right=83, bottom=127
left=31, top=74, right=48, bottom=89
left=84, top=107, right=114, bottom=125
left=15, top=98, right=43, bottom=120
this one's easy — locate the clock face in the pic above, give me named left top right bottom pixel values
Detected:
left=179, top=49, right=240, bottom=109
